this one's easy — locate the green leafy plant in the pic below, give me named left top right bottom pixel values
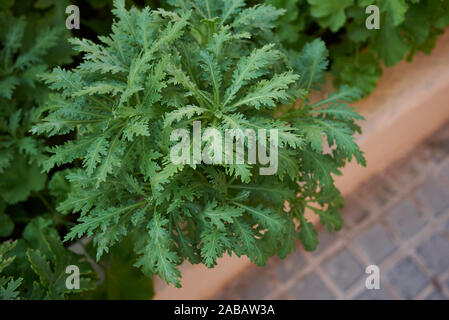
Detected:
left=262, top=0, right=449, bottom=95
left=0, top=2, right=71, bottom=204
left=0, top=241, right=22, bottom=300
left=0, top=0, right=446, bottom=300
left=0, top=1, right=97, bottom=300
left=71, top=0, right=166, bottom=37
left=34, top=0, right=365, bottom=288
left=0, top=217, right=95, bottom=300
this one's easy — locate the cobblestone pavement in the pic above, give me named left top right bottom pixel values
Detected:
left=216, top=123, right=449, bottom=300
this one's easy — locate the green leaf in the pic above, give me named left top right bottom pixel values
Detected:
left=302, top=148, right=341, bottom=191
left=310, top=206, right=344, bottom=232
left=202, top=200, right=243, bottom=230
left=332, top=53, right=382, bottom=96
left=0, top=77, right=20, bottom=99
left=308, top=0, right=354, bottom=32
left=135, top=213, right=182, bottom=287
left=0, top=213, right=14, bottom=238
left=290, top=39, right=329, bottom=90
left=27, top=249, right=53, bottom=288
left=0, top=278, right=23, bottom=300
left=231, top=72, right=299, bottom=109
left=371, top=15, right=411, bottom=66
left=224, top=44, right=282, bottom=107
left=164, top=105, right=208, bottom=127
left=0, top=157, right=46, bottom=205
left=298, top=213, right=318, bottom=251
left=80, top=237, right=154, bottom=300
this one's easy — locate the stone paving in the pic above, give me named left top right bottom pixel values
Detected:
left=216, top=123, right=449, bottom=300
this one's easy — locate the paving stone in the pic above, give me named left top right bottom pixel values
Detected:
left=272, top=251, right=307, bottom=283
left=384, top=145, right=432, bottom=189
left=237, top=269, right=274, bottom=300
left=446, top=218, right=449, bottom=233
left=322, top=248, right=365, bottom=292
left=414, top=178, right=449, bottom=216
left=216, top=267, right=274, bottom=300
left=311, top=229, right=338, bottom=257
left=387, top=257, right=431, bottom=299
left=426, top=290, right=447, bottom=300
left=430, top=123, right=449, bottom=140
left=239, top=278, right=273, bottom=300
left=354, top=223, right=397, bottom=264
left=416, top=233, right=449, bottom=275
left=426, top=125, right=449, bottom=164
left=287, top=272, right=335, bottom=300
left=384, top=198, right=427, bottom=240
left=357, top=175, right=397, bottom=209
left=442, top=161, right=449, bottom=183
left=355, top=287, right=394, bottom=300
left=341, top=195, right=371, bottom=228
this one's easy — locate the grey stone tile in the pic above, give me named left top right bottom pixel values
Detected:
left=426, top=290, right=447, bottom=300
left=387, top=256, right=431, bottom=299
left=357, top=175, right=397, bottom=209
left=311, top=229, right=338, bottom=257
left=430, top=123, right=449, bottom=140
left=354, top=223, right=397, bottom=264
left=426, top=125, right=449, bottom=164
left=287, top=272, right=335, bottom=300
left=384, top=146, right=432, bottom=188
left=238, top=268, right=274, bottom=300
left=215, top=266, right=274, bottom=300
left=355, top=288, right=394, bottom=300
left=239, top=278, right=273, bottom=300
left=414, top=178, right=449, bottom=216
left=446, top=218, right=449, bottom=233
left=272, top=251, right=307, bottom=283
left=341, top=195, right=371, bottom=228
left=322, top=248, right=365, bottom=292
left=384, top=198, right=427, bottom=240
left=416, top=233, right=449, bottom=275
left=442, top=161, right=449, bottom=183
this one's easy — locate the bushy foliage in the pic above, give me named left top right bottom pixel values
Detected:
left=67, top=0, right=449, bottom=97
left=0, top=1, right=149, bottom=300
left=0, top=1, right=81, bottom=299
left=34, top=0, right=365, bottom=287
left=261, top=0, right=449, bottom=95
left=0, top=217, right=95, bottom=300
left=0, top=0, right=72, bottom=205
left=7, top=0, right=445, bottom=298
